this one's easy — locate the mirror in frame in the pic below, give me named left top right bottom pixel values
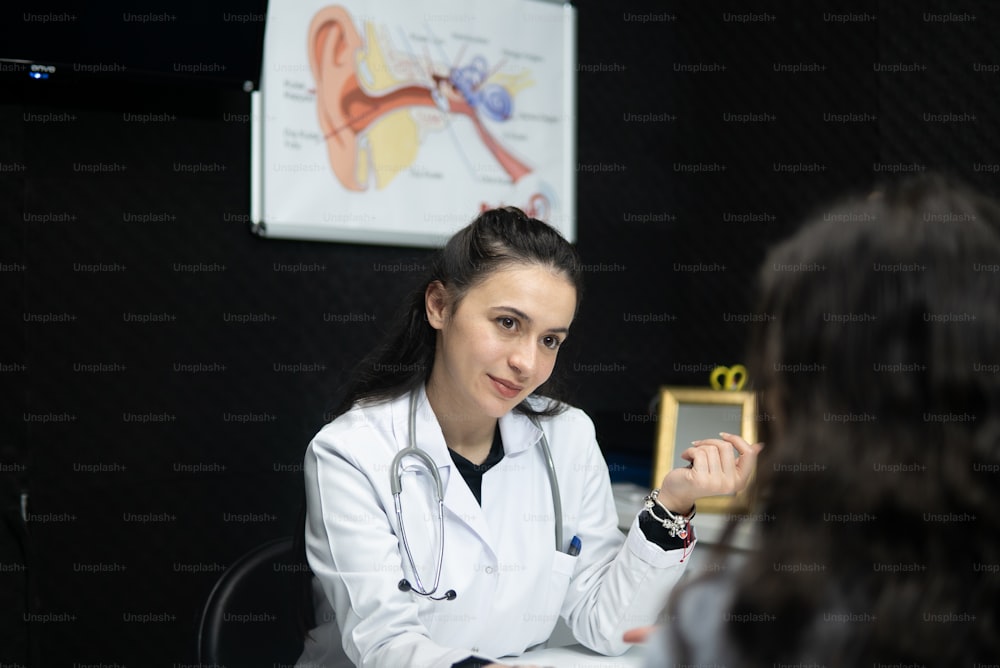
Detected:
left=652, top=386, right=758, bottom=514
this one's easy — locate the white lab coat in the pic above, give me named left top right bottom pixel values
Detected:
left=296, top=387, right=693, bottom=668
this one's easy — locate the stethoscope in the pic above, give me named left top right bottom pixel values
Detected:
left=390, top=391, right=563, bottom=601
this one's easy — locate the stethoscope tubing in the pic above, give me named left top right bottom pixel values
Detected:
left=390, top=391, right=562, bottom=600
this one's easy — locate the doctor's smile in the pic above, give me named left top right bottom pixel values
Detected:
left=488, top=375, right=524, bottom=400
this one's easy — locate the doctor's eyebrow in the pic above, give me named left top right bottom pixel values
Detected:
left=491, top=306, right=570, bottom=334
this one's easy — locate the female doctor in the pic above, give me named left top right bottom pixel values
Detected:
left=296, top=208, right=760, bottom=668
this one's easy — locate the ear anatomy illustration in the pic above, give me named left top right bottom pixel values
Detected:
left=308, top=5, right=532, bottom=191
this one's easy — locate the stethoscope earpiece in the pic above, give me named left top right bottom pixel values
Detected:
left=399, top=578, right=457, bottom=601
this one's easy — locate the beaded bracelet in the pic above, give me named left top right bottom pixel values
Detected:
left=643, top=488, right=696, bottom=539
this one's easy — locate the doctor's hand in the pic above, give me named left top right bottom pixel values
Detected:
left=623, top=625, right=656, bottom=643
left=656, top=432, right=762, bottom=514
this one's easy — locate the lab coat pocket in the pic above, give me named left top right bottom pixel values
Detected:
left=551, top=551, right=578, bottom=578
left=533, top=551, right=578, bottom=640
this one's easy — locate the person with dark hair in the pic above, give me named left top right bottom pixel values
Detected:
left=295, top=207, right=760, bottom=668
left=646, top=174, right=1000, bottom=667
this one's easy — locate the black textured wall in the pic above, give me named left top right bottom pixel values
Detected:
left=2, top=1, right=999, bottom=665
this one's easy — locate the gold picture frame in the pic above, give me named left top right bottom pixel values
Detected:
left=652, top=386, right=757, bottom=514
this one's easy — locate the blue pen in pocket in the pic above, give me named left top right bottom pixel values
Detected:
left=567, top=535, right=582, bottom=556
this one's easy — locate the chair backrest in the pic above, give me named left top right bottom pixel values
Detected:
left=197, top=536, right=308, bottom=667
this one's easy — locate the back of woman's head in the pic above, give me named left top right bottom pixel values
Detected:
left=330, top=207, right=582, bottom=419
left=718, top=174, right=1000, bottom=665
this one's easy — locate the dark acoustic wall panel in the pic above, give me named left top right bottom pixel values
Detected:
left=2, top=1, right=999, bottom=665
left=0, top=1, right=268, bottom=88
left=570, top=0, right=1000, bottom=465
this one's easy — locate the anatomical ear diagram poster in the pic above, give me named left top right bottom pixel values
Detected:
left=252, top=0, right=576, bottom=246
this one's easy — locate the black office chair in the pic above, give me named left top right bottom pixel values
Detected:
left=197, top=536, right=312, bottom=667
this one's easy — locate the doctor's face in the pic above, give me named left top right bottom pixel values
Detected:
left=426, top=263, right=577, bottom=420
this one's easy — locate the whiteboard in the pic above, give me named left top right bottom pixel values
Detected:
left=251, top=0, right=576, bottom=246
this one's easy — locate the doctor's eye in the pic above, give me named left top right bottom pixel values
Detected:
left=496, top=316, right=517, bottom=331
left=541, top=335, right=562, bottom=350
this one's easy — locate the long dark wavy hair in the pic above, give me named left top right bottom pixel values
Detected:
left=327, top=206, right=584, bottom=421
left=665, top=174, right=1000, bottom=665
